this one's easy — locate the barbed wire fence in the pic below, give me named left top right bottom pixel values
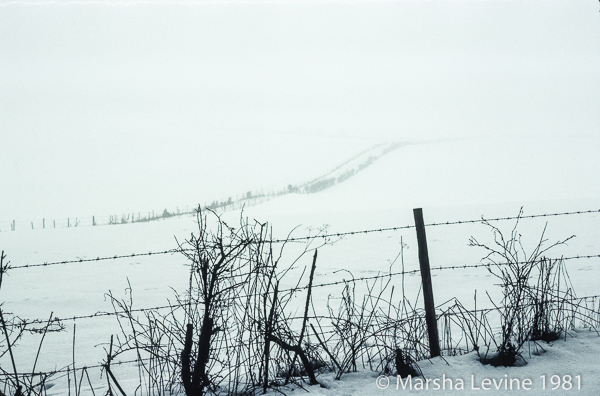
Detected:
left=6, top=208, right=600, bottom=270
left=1, top=207, right=599, bottom=395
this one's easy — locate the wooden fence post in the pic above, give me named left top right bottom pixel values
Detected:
left=413, top=208, right=441, bottom=358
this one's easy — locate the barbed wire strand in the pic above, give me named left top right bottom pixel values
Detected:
left=8, top=249, right=180, bottom=270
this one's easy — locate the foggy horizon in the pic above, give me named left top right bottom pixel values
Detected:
left=1, top=0, right=599, bottom=221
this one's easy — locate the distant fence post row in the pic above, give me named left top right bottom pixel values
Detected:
left=5, top=206, right=198, bottom=232
left=10, top=219, right=68, bottom=231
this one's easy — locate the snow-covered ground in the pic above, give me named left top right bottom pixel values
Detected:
left=1, top=136, right=600, bottom=395
left=306, top=329, right=600, bottom=395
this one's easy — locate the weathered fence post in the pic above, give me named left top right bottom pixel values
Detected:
left=413, top=208, right=441, bottom=358
left=93, top=216, right=96, bottom=226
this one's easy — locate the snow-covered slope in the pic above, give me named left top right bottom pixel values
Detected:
left=248, top=136, right=600, bottom=216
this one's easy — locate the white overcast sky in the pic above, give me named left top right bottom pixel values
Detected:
left=1, top=0, right=599, bottom=220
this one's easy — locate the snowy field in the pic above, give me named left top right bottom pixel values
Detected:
left=2, top=0, right=600, bottom=394
left=1, top=136, right=600, bottom=395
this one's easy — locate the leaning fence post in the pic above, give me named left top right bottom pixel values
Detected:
left=413, top=208, right=441, bottom=358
